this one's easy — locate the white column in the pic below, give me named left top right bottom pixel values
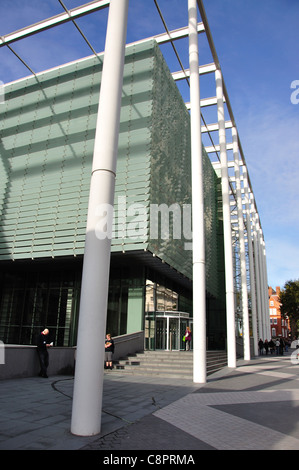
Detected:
left=232, top=127, right=250, bottom=360
left=71, top=0, right=129, bottom=436
left=256, top=227, right=263, bottom=338
left=260, top=232, right=269, bottom=339
left=259, top=230, right=267, bottom=339
left=243, top=169, right=258, bottom=356
left=188, top=0, right=206, bottom=383
left=253, top=213, right=263, bottom=340
left=215, top=69, right=236, bottom=368
left=262, top=240, right=271, bottom=339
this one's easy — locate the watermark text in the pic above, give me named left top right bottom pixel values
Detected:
left=94, top=196, right=193, bottom=250
left=290, top=80, right=299, bottom=104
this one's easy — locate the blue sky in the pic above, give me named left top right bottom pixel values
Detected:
left=0, top=0, right=298, bottom=290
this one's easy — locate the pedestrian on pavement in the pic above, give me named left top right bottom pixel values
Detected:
left=264, top=339, right=269, bottom=355
left=258, top=338, right=264, bottom=355
left=105, top=333, right=115, bottom=370
left=275, top=338, right=280, bottom=355
left=185, top=326, right=192, bottom=351
left=268, top=339, right=275, bottom=354
left=36, top=328, right=53, bottom=378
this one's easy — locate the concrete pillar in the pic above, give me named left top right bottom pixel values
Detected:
left=252, top=213, right=263, bottom=340
left=188, top=0, right=207, bottom=383
left=71, top=0, right=129, bottom=436
left=232, top=127, right=250, bottom=360
left=215, top=69, right=236, bottom=369
left=243, top=168, right=258, bottom=356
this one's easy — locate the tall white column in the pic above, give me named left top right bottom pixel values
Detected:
left=253, top=213, right=263, bottom=340
left=232, top=127, right=250, bottom=360
left=71, top=0, right=129, bottom=436
left=260, top=232, right=269, bottom=339
left=188, top=0, right=206, bottom=383
left=215, top=69, right=236, bottom=368
left=256, top=227, right=264, bottom=338
left=243, top=168, right=258, bottom=356
left=259, top=230, right=267, bottom=339
left=262, top=240, right=271, bottom=339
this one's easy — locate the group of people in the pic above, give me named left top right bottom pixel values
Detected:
left=35, top=328, right=115, bottom=377
left=36, top=325, right=193, bottom=378
left=258, top=337, right=289, bottom=356
left=37, top=326, right=292, bottom=380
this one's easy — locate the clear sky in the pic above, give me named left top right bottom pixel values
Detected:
left=0, top=0, right=298, bottom=290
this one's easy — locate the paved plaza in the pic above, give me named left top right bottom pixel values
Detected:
left=0, top=351, right=299, bottom=451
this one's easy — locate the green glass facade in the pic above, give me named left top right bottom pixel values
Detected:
left=0, top=40, right=225, bottom=348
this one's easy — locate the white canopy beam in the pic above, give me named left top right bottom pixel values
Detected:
left=0, top=0, right=110, bottom=47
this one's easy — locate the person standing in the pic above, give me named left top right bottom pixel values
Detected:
left=185, top=326, right=192, bottom=351
left=268, top=339, right=275, bottom=354
left=36, top=328, right=53, bottom=378
left=275, top=338, right=280, bottom=355
left=258, top=338, right=264, bottom=355
left=264, top=339, right=269, bottom=355
left=105, top=334, right=115, bottom=370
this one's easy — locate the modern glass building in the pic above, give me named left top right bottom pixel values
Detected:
left=0, top=39, right=226, bottom=350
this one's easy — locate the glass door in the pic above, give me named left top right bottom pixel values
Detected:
left=156, top=318, right=167, bottom=350
left=144, top=311, right=191, bottom=351
left=169, top=317, right=179, bottom=350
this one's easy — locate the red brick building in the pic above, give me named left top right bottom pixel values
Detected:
left=269, top=286, right=290, bottom=339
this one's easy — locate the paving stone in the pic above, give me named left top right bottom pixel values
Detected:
left=0, top=353, right=298, bottom=450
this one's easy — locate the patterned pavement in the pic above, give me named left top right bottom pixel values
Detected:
left=0, top=352, right=298, bottom=451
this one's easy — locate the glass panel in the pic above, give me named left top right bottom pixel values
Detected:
left=144, top=315, right=156, bottom=350
left=145, top=280, right=179, bottom=313
left=0, top=267, right=80, bottom=346
left=169, top=318, right=179, bottom=350
left=156, top=318, right=167, bottom=350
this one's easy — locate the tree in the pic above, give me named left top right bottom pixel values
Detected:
left=279, top=280, right=299, bottom=338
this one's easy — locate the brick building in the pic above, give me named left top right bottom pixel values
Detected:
left=269, top=286, right=290, bottom=339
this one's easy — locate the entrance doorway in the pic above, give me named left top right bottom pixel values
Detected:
left=144, top=311, right=191, bottom=351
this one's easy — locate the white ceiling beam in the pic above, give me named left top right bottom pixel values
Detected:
left=201, top=121, right=232, bottom=133
left=172, top=62, right=216, bottom=80
left=205, top=143, right=233, bottom=153
left=0, top=0, right=110, bottom=47
left=185, top=95, right=225, bottom=109
left=212, top=161, right=236, bottom=169
left=155, top=22, right=205, bottom=44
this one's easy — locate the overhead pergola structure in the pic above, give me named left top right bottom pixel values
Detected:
left=0, top=0, right=270, bottom=435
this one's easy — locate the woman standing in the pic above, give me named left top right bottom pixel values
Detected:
left=185, top=326, right=192, bottom=351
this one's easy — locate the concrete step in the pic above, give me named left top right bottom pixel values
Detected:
left=112, top=350, right=227, bottom=378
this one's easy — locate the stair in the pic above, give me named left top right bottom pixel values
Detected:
left=112, top=350, right=227, bottom=379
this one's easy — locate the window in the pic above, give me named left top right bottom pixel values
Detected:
left=0, top=267, right=80, bottom=346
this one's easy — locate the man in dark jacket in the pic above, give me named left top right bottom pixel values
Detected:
left=37, top=328, right=53, bottom=378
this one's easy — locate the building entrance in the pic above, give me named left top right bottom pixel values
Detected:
left=145, top=311, right=191, bottom=351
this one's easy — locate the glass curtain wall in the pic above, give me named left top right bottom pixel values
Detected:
left=0, top=260, right=193, bottom=347
left=0, top=266, right=81, bottom=346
